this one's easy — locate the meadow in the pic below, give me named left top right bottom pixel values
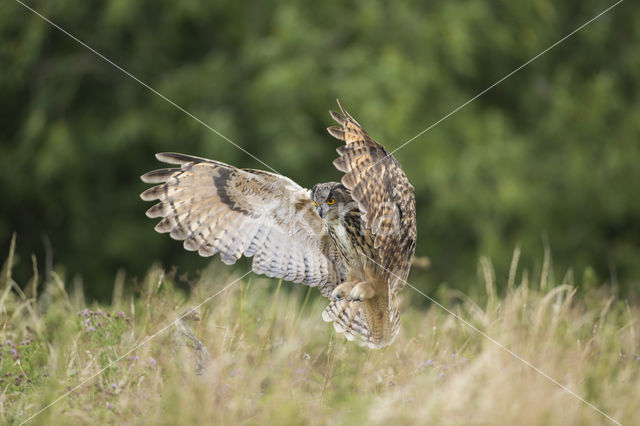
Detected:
left=1, top=238, right=638, bottom=425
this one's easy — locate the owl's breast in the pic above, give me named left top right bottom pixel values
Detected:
left=326, top=209, right=378, bottom=275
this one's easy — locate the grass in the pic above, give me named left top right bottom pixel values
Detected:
left=1, top=241, right=638, bottom=425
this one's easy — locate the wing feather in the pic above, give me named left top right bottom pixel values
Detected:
left=141, top=153, right=346, bottom=296
left=327, top=100, right=417, bottom=292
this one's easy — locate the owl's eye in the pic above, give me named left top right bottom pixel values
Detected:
left=313, top=201, right=318, bottom=207
left=327, top=198, right=335, bottom=205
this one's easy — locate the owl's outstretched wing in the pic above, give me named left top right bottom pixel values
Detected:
left=327, top=100, right=416, bottom=293
left=140, top=153, right=346, bottom=297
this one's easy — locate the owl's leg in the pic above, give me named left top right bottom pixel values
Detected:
left=331, top=281, right=357, bottom=300
left=349, top=281, right=376, bottom=301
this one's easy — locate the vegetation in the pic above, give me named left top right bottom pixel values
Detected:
left=2, top=1, right=640, bottom=300
left=2, top=2, right=638, bottom=424
left=2, top=242, right=638, bottom=425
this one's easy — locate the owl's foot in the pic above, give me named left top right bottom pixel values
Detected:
left=349, top=282, right=375, bottom=301
left=331, top=281, right=356, bottom=300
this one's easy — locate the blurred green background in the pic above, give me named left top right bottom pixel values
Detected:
left=2, top=0, right=638, bottom=302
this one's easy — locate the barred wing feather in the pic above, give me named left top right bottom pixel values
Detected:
left=140, top=153, right=346, bottom=297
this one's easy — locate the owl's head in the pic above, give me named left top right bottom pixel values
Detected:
left=311, top=182, right=354, bottom=221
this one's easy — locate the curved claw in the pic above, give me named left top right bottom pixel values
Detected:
left=349, top=282, right=375, bottom=301
left=331, top=281, right=357, bottom=301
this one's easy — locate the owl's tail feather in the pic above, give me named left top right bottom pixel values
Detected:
left=322, top=297, right=400, bottom=349
left=322, top=299, right=371, bottom=345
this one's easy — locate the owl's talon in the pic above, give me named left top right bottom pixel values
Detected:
left=349, top=282, right=375, bottom=301
left=331, top=281, right=356, bottom=301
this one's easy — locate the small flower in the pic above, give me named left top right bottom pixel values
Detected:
left=88, top=326, right=95, bottom=332
left=10, top=348, right=17, bottom=356
left=5, top=339, right=13, bottom=346
left=149, top=357, right=157, bottom=365
left=111, top=383, right=117, bottom=389
left=130, top=355, right=139, bottom=362
left=85, top=319, right=91, bottom=326
left=97, top=322, right=102, bottom=327
left=106, top=402, right=113, bottom=410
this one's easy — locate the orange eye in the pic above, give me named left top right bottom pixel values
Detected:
left=327, top=198, right=335, bottom=205
left=313, top=201, right=318, bottom=207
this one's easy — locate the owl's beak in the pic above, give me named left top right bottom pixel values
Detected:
left=316, top=204, right=327, bottom=219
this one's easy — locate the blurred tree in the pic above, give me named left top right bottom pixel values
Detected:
left=1, top=0, right=638, bottom=301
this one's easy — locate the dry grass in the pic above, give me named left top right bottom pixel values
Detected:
left=1, top=243, right=638, bottom=425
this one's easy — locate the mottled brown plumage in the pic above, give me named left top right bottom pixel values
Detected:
left=140, top=100, right=416, bottom=348
left=327, top=101, right=417, bottom=291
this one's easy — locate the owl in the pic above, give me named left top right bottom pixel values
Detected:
left=140, top=100, right=416, bottom=348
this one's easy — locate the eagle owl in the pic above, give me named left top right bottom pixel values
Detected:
left=140, top=101, right=417, bottom=348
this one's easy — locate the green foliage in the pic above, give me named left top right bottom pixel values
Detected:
left=0, top=336, right=47, bottom=398
left=1, top=1, right=639, bottom=299
left=76, top=308, right=131, bottom=372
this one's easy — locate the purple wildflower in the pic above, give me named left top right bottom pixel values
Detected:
left=149, top=357, right=157, bottom=365
left=420, top=359, right=434, bottom=367
left=88, top=326, right=95, bottom=332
